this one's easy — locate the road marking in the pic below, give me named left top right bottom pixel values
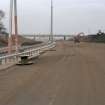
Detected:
left=49, top=94, right=57, bottom=105
left=49, top=85, right=61, bottom=105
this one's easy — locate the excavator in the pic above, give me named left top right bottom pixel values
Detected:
left=74, top=32, right=84, bottom=43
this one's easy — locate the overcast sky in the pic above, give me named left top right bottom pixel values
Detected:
left=0, top=0, right=105, bottom=35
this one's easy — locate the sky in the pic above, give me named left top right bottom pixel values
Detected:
left=0, top=0, right=105, bottom=35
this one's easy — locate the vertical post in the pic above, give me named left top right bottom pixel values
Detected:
left=14, top=0, right=19, bottom=53
left=49, top=0, right=53, bottom=42
left=8, top=0, right=13, bottom=54
left=64, top=36, right=66, bottom=40
left=33, top=36, right=36, bottom=41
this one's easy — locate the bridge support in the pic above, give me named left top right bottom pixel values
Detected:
left=14, top=0, right=19, bottom=53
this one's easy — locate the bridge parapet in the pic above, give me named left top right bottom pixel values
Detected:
left=0, top=42, right=56, bottom=70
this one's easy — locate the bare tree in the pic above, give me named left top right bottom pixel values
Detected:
left=0, top=10, right=7, bottom=35
left=0, top=10, right=5, bottom=20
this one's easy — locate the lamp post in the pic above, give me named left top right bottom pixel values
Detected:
left=49, top=0, right=53, bottom=42
left=8, top=0, right=13, bottom=54
left=8, top=0, right=19, bottom=54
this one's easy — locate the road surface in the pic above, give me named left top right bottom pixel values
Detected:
left=0, top=41, right=105, bottom=105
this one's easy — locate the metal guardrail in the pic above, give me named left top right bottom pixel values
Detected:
left=0, top=42, right=56, bottom=65
left=0, top=42, right=50, bottom=54
left=0, top=45, right=21, bottom=53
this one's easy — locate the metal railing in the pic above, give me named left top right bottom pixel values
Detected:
left=0, top=42, right=56, bottom=65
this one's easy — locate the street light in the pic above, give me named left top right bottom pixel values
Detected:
left=49, top=0, right=54, bottom=42
left=8, top=0, right=13, bottom=54
left=8, top=0, right=19, bottom=54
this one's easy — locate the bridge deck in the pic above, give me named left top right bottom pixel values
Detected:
left=0, top=41, right=105, bottom=105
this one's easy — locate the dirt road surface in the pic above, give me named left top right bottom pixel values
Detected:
left=0, top=41, right=105, bottom=105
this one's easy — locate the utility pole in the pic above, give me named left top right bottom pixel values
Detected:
left=8, top=0, right=13, bottom=54
left=49, top=0, right=53, bottom=42
left=14, top=0, right=19, bottom=53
